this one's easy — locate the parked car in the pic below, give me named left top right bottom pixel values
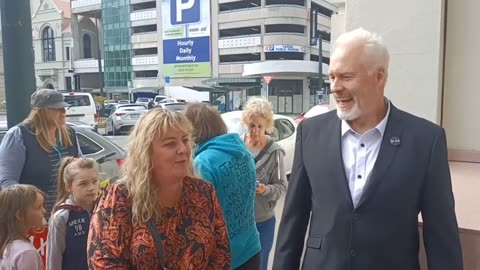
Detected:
left=105, top=104, right=147, bottom=135
left=62, top=92, right=97, bottom=128
left=154, top=95, right=168, bottom=106
left=135, top=97, right=150, bottom=108
left=221, top=111, right=297, bottom=175
left=157, top=102, right=186, bottom=111
left=295, top=104, right=330, bottom=123
left=0, top=122, right=126, bottom=181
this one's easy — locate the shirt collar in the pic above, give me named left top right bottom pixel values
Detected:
left=341, top=98, right=391, bottom=137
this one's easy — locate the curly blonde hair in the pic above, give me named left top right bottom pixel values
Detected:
left=241, top=97, right=274, bottom=133
left=122, top=109, right=195, bottom=225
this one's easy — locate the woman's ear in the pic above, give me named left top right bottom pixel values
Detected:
left=65, top=183, right=73, bottom=194
left=16, top=209, right=25, bottom=223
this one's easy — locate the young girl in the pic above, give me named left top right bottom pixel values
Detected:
left=46, top=157, right=99, bottom=270
left=0, top=184, right=47, bottom=270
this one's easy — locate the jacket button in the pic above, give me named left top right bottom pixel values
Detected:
left=353, top=213, right=360, bottom=221
left=350, top=249, right=357, bottom=257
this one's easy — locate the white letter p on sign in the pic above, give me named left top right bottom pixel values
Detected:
left=176, top=0, right=195, bottom=23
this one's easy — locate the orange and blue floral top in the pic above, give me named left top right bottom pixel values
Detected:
left=87, top=177, right=231, bottom=270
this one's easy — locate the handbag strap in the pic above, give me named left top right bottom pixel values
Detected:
left=146, top=219, right=166, bottom=269
left=254, top=139, right=274, bottom=164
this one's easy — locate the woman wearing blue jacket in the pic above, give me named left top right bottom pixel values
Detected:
left=185, top=103, right=261, bottom=270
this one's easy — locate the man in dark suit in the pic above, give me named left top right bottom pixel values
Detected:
left=273, top=28, right=463, bottom=270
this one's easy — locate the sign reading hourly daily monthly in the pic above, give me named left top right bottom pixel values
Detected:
left=162, top=0, right=211, bottom=78
left=164, top=37, right=210, bottom=63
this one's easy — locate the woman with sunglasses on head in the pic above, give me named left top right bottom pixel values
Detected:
left=0, top=89, right=82, bottom=216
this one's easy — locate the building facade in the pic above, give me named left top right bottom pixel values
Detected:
left=31, top=0, right=102, bottom=91
left=71, top=0, right=336, bottom=113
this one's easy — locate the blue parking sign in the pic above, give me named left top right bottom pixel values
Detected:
left=171, top=0, right=200, bottom=25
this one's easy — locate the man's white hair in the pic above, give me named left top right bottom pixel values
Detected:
left=335, top=28, right=390, bottom=74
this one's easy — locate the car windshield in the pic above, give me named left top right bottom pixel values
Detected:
left=136, top=98, right=149, bottom=102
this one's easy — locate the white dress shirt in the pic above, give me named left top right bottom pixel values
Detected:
left=341, top=100, right=391, bottom=208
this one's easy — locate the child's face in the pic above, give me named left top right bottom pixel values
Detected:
left=67, top=168, right=99, bottom=206
left=18, top=192, right=46, bottom=232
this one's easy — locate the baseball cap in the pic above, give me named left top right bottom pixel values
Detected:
left=31, top=89, right=70, bottom=109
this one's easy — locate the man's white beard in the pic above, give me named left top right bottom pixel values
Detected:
left=337, top=101, right=361, bottom=121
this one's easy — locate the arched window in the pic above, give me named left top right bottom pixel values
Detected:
left=42, top=27, right=56, bottom=61
left=83, top=34, right=92, bottom=58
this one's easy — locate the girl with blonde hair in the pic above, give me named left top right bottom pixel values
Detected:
left=47, top=157, right=99, bottom=270
left=0, top=184, right=47, bottom=270
left=88, top=108, right=231, bottom=269
left=0, top=89, right=81, bottom=216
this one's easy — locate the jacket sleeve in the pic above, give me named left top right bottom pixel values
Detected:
left=259, top=149, right=287, bottom=202
left=421, top=128, right=463, bottom=270
left=47, top=210, right=68, bottom=270
left=0, top=126, right=26, bottom=189
left=208, top=185, right=231, bottom=270
left=272, top=122, right=312, bottom=270
left=87, top=184, right=132, bottom=270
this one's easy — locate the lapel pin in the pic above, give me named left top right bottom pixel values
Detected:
left=390, top=137, right=401, bottom=146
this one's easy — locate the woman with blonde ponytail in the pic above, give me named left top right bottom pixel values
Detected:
left=0, top=89, right=81, bottom=217
left=47, top=157, right=99, bottom=270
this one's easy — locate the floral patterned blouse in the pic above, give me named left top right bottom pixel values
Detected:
left=87, top=177, right=231, bottom=270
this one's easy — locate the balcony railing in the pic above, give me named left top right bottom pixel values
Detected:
left=131, top=55, right=158, bottom=66
left=130, top=9, right=157, bottom=22
left=219, top=36, right=261, bottom=49
left=73, top=59, right=104, bottom=73
left=72, top=0, right=101, bottom=9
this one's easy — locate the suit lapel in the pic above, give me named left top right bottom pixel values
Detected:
left=356, top=105, right=405, bottom=208
left=326, top=115, right=354, bottom=209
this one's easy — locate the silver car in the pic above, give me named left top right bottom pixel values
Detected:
left=105, top=104, right=147, bottom=135
left=0, top=122, right=126, bottom=182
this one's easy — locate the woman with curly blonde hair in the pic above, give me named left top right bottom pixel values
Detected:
left=87, top=108, right=231, bottom=270
left=241, top=97, right=287, bottom=270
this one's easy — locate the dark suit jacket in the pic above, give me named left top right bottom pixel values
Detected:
left=273, top=104, right=463, bottom=270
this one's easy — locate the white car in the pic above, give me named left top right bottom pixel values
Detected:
left=63, top=92, right=97, bottom=128
left=221, top=111, right=297, bottom=175
left=295, top=104, right=330, bottom=123
left=105, top=104, right=147, bottom=135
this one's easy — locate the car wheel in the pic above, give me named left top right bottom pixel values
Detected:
left=113, top=124, right=119, bottom=136
left=107, top=121, right=113, bottom=135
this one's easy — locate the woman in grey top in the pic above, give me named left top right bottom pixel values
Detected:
left=0, top=89, right=81, bottom=216
left=241, top=97, right=287, bottom=270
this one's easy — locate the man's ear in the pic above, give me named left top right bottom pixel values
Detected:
left=376, top=67, right=386, bottom=82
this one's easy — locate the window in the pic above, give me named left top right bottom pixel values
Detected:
left=0, top=132, right=6, bottom=143
left=42, top=27, right=56, bottom=61
left=220, top=53, right=260, bottom=63
left=66, top=47, right=70, bottom=60
left=83, top=34, right=92, bottom=58
left=77, top=133, right=103, bottom=155
left=64, top=95, right=91, bottom=107
left=265, top=24, right=305, bottom=34
left=276, top=119, right=295, bottom=140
